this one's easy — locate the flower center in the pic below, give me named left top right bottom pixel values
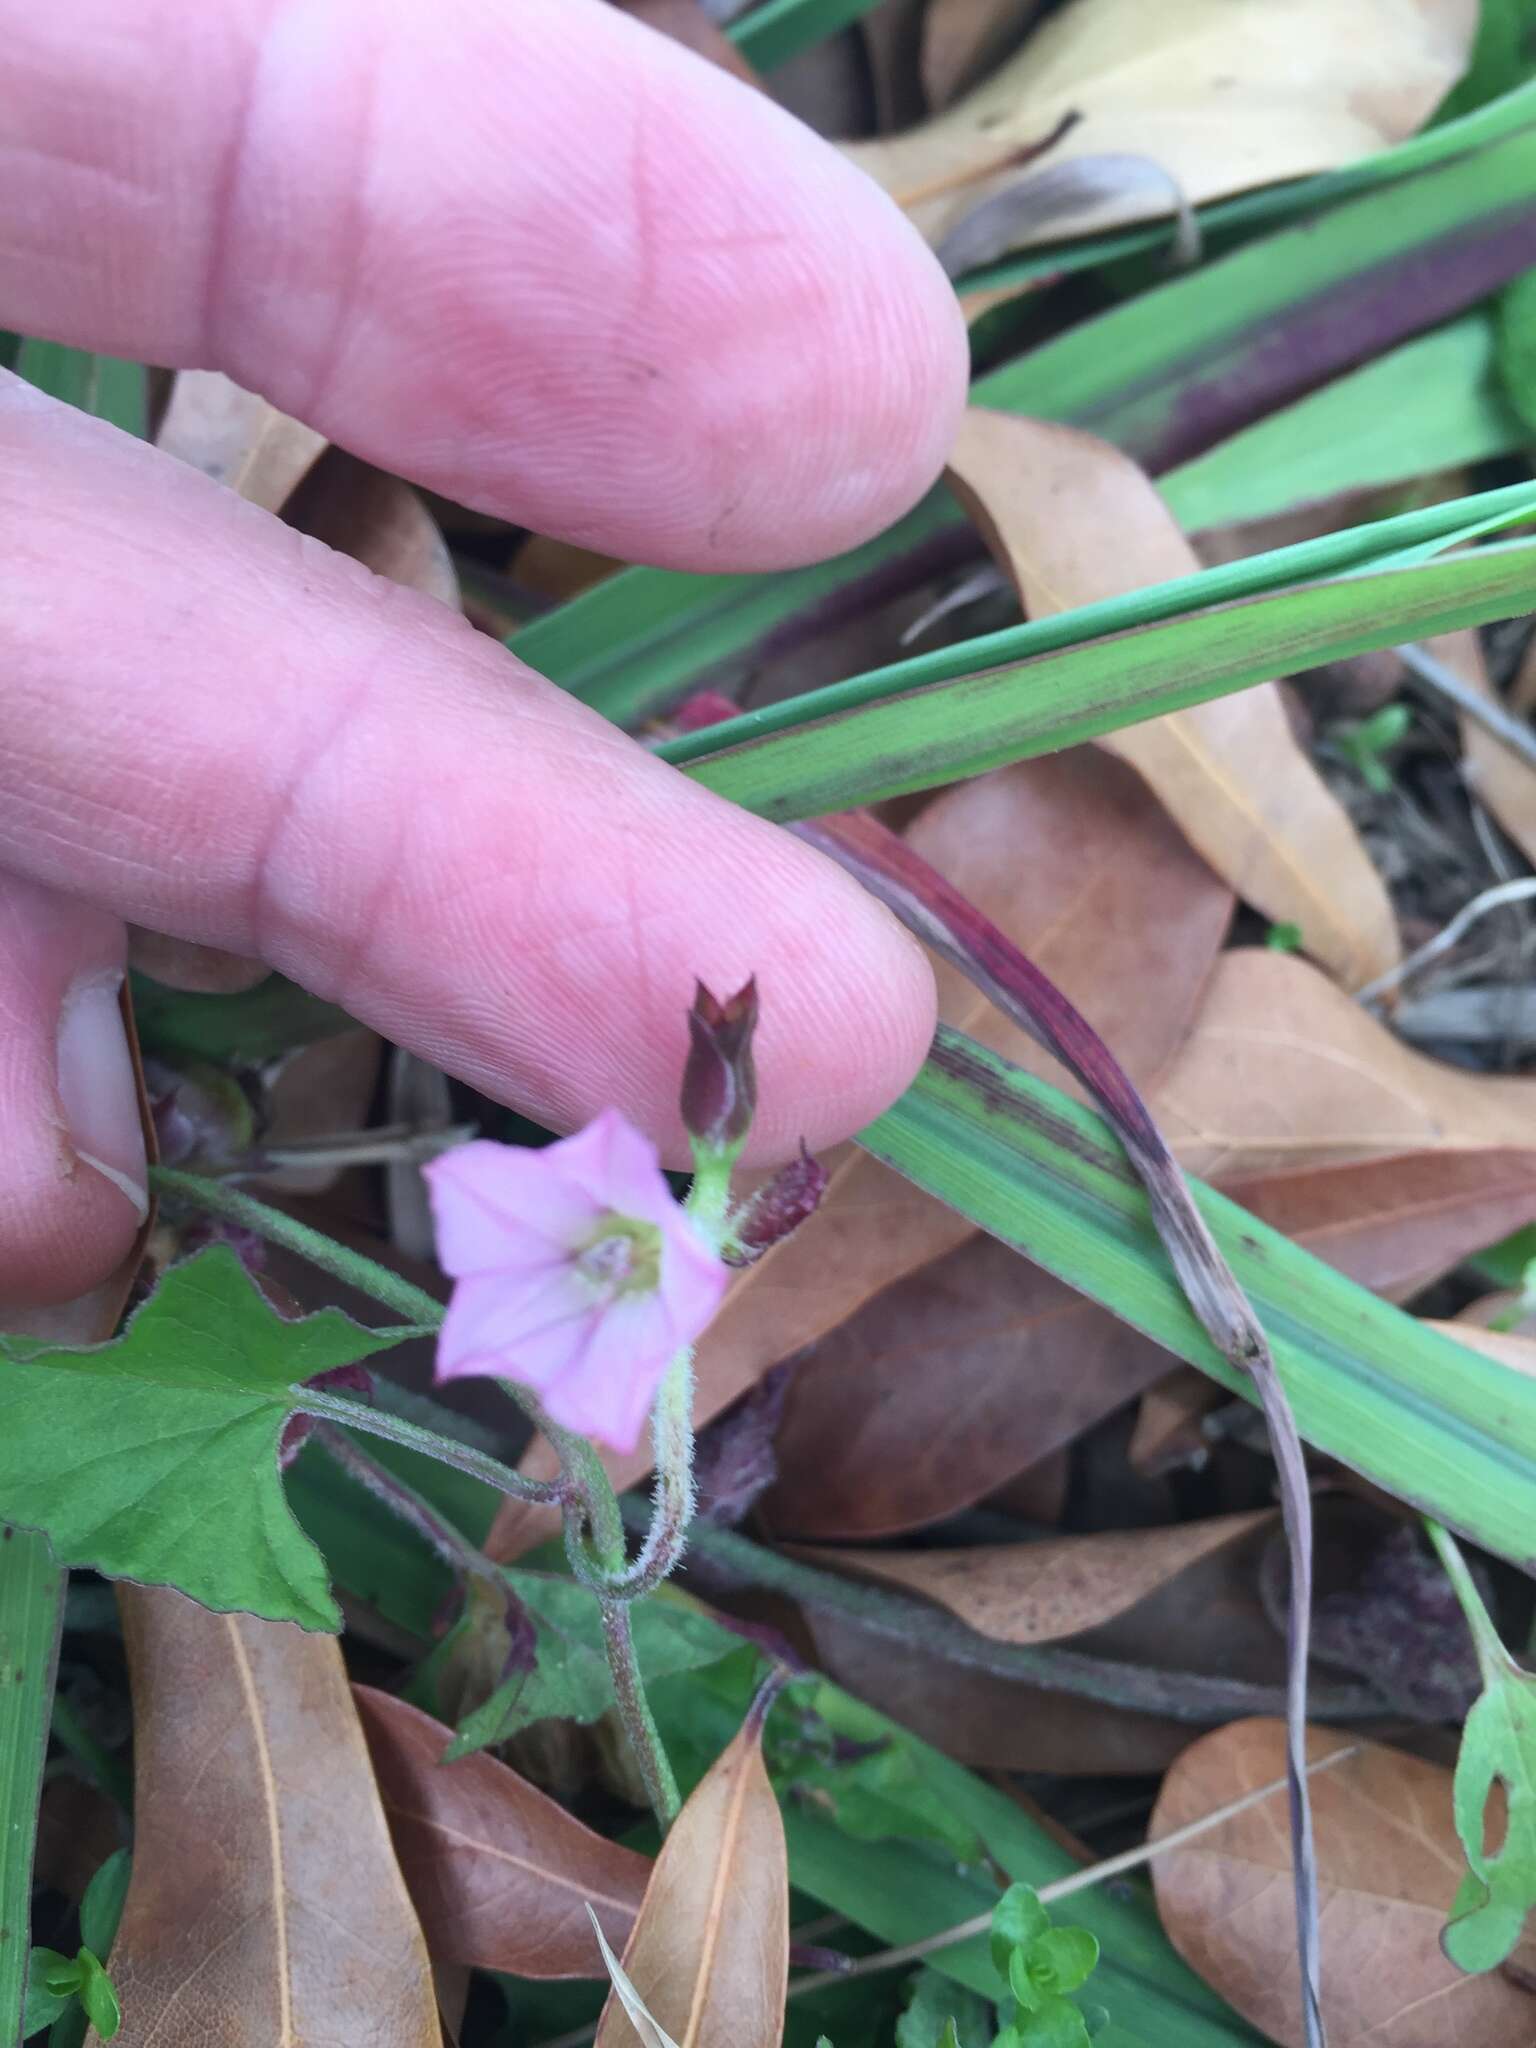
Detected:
left=574, top=1213, right=662, bottom=1299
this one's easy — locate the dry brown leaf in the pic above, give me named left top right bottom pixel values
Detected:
left=1128, top=1367, right=1223, bottom=1477
left=104, top=1589, right=439, bottom=2048
left=796, top=1510, right=1274, bottom=1645
left=355, top=1687, right=651, bottom=1977
left=1150, top=1719, right=1536, bottom=2044
left=487, top=748, right=1231, bottom=1556
left=1152, top=947, right=1536, bottom=1178
left=593, top=1702, right=787, bottom=2048
left=800, top=1511, right=1291, bottom=1776
left=759, top=1137, right=1536, bottom=1547
left=1436, top=627, right=1536, bottom=869
left=154, top=370, right=327, bottom=512
left=1227, top=1149, right=1536, bottom=1302
left=758, top=1234, right=1172, bottom=1541
left=922, top=0, right=1043, bottom=110
left=284, top=449, right=460, bottom=607
left=850, top=0, right=1472, bottom=251
left=946, top=408, right=1400, bottom=987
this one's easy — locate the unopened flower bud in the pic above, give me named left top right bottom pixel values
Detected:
left=728, top=1144, right=828, bottom=1264
left=681, top=978, right=758, bottom=1156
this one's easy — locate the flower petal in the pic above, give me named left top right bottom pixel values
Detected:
left=549, top=1106, right=678, bottom=1229
left=424, top=1139, right=599, bottom=1275
left=540, top=1292, right=676, bottom=1454
left=435, top=1265, right=596, bottom=1388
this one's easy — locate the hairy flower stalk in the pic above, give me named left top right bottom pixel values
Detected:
left=418, top=980, right=798, bottom=1827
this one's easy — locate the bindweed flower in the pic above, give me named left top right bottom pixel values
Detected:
left=423, top=1110, right=728, bottom=1453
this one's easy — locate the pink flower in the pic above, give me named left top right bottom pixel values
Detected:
left=422, top=1110, right=729, bottom=1453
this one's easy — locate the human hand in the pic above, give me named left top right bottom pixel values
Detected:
left=0, top=0, right=967, bottom=1306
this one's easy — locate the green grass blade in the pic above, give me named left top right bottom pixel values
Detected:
left=13, top=340, right=146, bottom=437
left=860, top=1027, right=1536, bottom=1570
left=727, top=0, right=884, bottom=70
left=658, top=479, right=1536, bottom=764
left=518, top=119, right=1536, bottom=724
left=1164, top=313, right=1523, bottom=536
left=0, top=1530, right=65, bottom=2046
left=670, top=536, right=1536, bottom=818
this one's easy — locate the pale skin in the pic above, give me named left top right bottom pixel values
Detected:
left=0, top=0, right=969, bottom=1308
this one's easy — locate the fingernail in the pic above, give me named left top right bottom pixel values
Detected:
left=57, top=972, right=148, bottom=1222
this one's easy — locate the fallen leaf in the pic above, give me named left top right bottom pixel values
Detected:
left=593, top=1699, right=787, bottom=2048
left=1128, top=1367, right=1222, bottom=1477
left=354, top=1687, right=652, bottom=1976
left=794, top=1511, right=1275, bottom=1645
left=945, top=408, right=1400, bottom=987
left=1150, top=1720, right=1536, bottom=2045
left=154, top=369, right=327, bottom=513
left=922, top=0, right=1043, bottom=110
left=850, top=0, right=1473, bottom=253
left=798, top=1513, right=1297, bottom=1777
left=283, top=448, right=461, bottom=607
left=759, top=1124, right=1523, bottom=1543
left=759, top=1234, right=1172, bottom=1541
left=1438, top=627, right=1536, bottom=869
left=1224, top=1149, right=1536, bottom=1302
left=1152, top=947, right=1536, bottom=1179
left=103, top=1588, right=439, bottom=2047
left=488, top=749, right=1231, bottom=1557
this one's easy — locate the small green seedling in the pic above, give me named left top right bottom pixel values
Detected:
left=1333, top=701, right=1411, bottom=794
left=24, top=1849, right=128, bottom=2045
left=990, top=1884, right=1105, bottom=2047
left=1428, top=1522, right=1536, bottom=1972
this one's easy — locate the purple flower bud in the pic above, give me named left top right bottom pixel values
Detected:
left=728, top=1145, right=828, bottom=1264
left=681, top=978, right=758, bottom=1154
left=278, top=1361, right=376, bottom=1470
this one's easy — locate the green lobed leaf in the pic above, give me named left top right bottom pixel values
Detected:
left=24, top=1951, right=76, bottom=2038
left=858, top=1027, right=1536, bottom=1570
left=73, top=1952, right=120, bottom=2043
left=412, top=1572, right=740, bottom=1761
left=0, top=1248, right=411, bottom=1628
left=1029, top=1929, right=1101, bottom=2000
left=1014, top=1999, right=1094, bottom=2048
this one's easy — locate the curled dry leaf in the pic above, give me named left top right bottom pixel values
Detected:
left=283, top=447, right=460, bottom=609
left=1150, top=1720, right=1536, bottom=2045
left=945, top=407, right=1400, bottom=988
left=489, top=748, right=1231, bottom=1557
left=103, top=1588, right=439, bottom=2048
left=793, top=1511, right=1276, bottom=1646
left=849, top=0, right=1473, bottom=253
left=1152, top=947, right=1536, bottom=1180
left=354, top=1687, right=651, bottom=1977
left=593, top=1699, right=788, bottom=2048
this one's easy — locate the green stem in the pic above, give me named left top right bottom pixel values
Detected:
left=610, top=1350, right=696, bottom=1600
left=600, top=1599, right=680, bottom=1827
left=1426, top=1518, right=1510, bottom=1684
left=661, top=1514, right=1385, bottom=1724
left=293, top=1391, right=563, bottom=1506
left=151, top=1166, right=446, bottom=1327
left=311, top=1423, right=513, bottom=1590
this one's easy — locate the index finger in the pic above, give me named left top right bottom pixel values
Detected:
left=1, top=0, right=967, bottom=570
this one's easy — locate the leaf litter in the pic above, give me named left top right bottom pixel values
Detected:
left=13, top=8, right=1536, bottom=2048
